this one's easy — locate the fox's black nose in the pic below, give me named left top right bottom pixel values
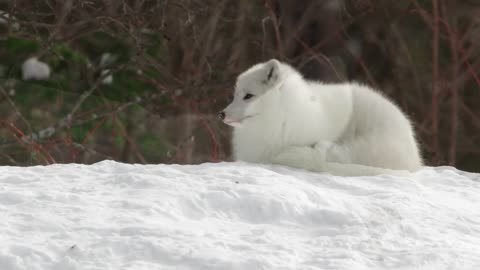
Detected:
left=218, top=111, right=226, bottom=120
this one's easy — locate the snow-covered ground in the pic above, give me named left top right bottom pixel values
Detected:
left=1, top=161, right=479, bottom=270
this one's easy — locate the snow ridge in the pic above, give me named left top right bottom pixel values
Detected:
left=0, top=161, right=479, bottom=270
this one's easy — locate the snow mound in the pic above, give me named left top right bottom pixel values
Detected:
left=22, top=57, right=51, bottom=81
left=1, top=161, right=479, bottom=270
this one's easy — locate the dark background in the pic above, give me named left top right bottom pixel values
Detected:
left=0, top=0, right=479, bottom=172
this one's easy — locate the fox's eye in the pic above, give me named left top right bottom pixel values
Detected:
left=243, top=93, right=255, bottom=100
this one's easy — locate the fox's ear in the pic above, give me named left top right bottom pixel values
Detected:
left=262, top=59, right=281, bottom=86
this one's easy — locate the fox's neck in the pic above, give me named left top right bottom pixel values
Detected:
left=232, top=86, right=316, bottom=162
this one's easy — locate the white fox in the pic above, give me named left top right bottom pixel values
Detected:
left=219, top=59, right=423, bottom=176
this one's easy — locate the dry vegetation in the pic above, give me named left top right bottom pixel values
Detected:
left=0, top=0, right=479, bottom=171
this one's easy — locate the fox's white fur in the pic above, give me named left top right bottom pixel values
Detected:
left=221, top=59, right=423, bottom=176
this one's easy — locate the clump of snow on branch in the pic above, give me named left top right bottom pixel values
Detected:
left=22, top=57, right=51, bottom=81
left=100, top=70, right=113, bottom=84
left=100, top=53, right=115, bottom=85
left=0, top=11, right=20, bottom=30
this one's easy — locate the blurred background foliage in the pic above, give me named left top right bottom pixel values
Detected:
left=0, top=0, right=479, bottom=172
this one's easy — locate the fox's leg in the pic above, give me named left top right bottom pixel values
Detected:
left=271, top=140, right=353, bottom=170
left=272, top=140, right=415, bottom=176
left=316, top=136, right=420, bottom=170
left=272, top=143, right=330, bottom=170
left=313, top=141, right=352, bottom=164
left=271, top=146, right=320, bottom=170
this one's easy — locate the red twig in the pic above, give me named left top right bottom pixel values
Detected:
left=457, top=46, right=480, bottom=89
left=445, top=4, right=459, bottom=166
left=140, top=77, right=219, bottom=162
left=111, top=113, right=118, bottom=158
left=190, top=103, right=218, bottom=162
left=65, top=118, right=76, bottom=162
left=81, top=116, right=110, bottom=146
left=176, top=136, right=195, bottom=163
left=0, top=118, right=55, bottom=164
left=409, top=2, right=480, bottom=90
left=264, top=0, right=284, bottom=59
left=73, top=105, right=106, bottom=120
left=113, top=116, right=147, bottom=164
left=294, top=35, right=345, bottom=81
left=430, top=0, right=440, bottom=164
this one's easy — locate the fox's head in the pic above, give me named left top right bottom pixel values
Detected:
left=219, top=59, right=284, bottom=127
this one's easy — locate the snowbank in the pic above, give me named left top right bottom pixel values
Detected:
left=0, top=161, right=479, bottom=270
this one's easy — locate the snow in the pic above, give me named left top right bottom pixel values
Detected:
left=100, top=69, right=113, bottom=85
left=21, top=58, right=51, bottom=81
left=0, top=11, right=20, bottom=30
left=99, top=53, right=115, bottom=85
left=1, top=161, right=479, bottom=270
left=100, top=53, right=115, bottom=67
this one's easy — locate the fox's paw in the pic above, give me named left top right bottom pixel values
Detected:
left=313, top=140, right=333, bottom=159
left=313, top=140, right=350, bottom=163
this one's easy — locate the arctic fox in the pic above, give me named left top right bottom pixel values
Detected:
left=219, top=59, right=423, bottom=176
